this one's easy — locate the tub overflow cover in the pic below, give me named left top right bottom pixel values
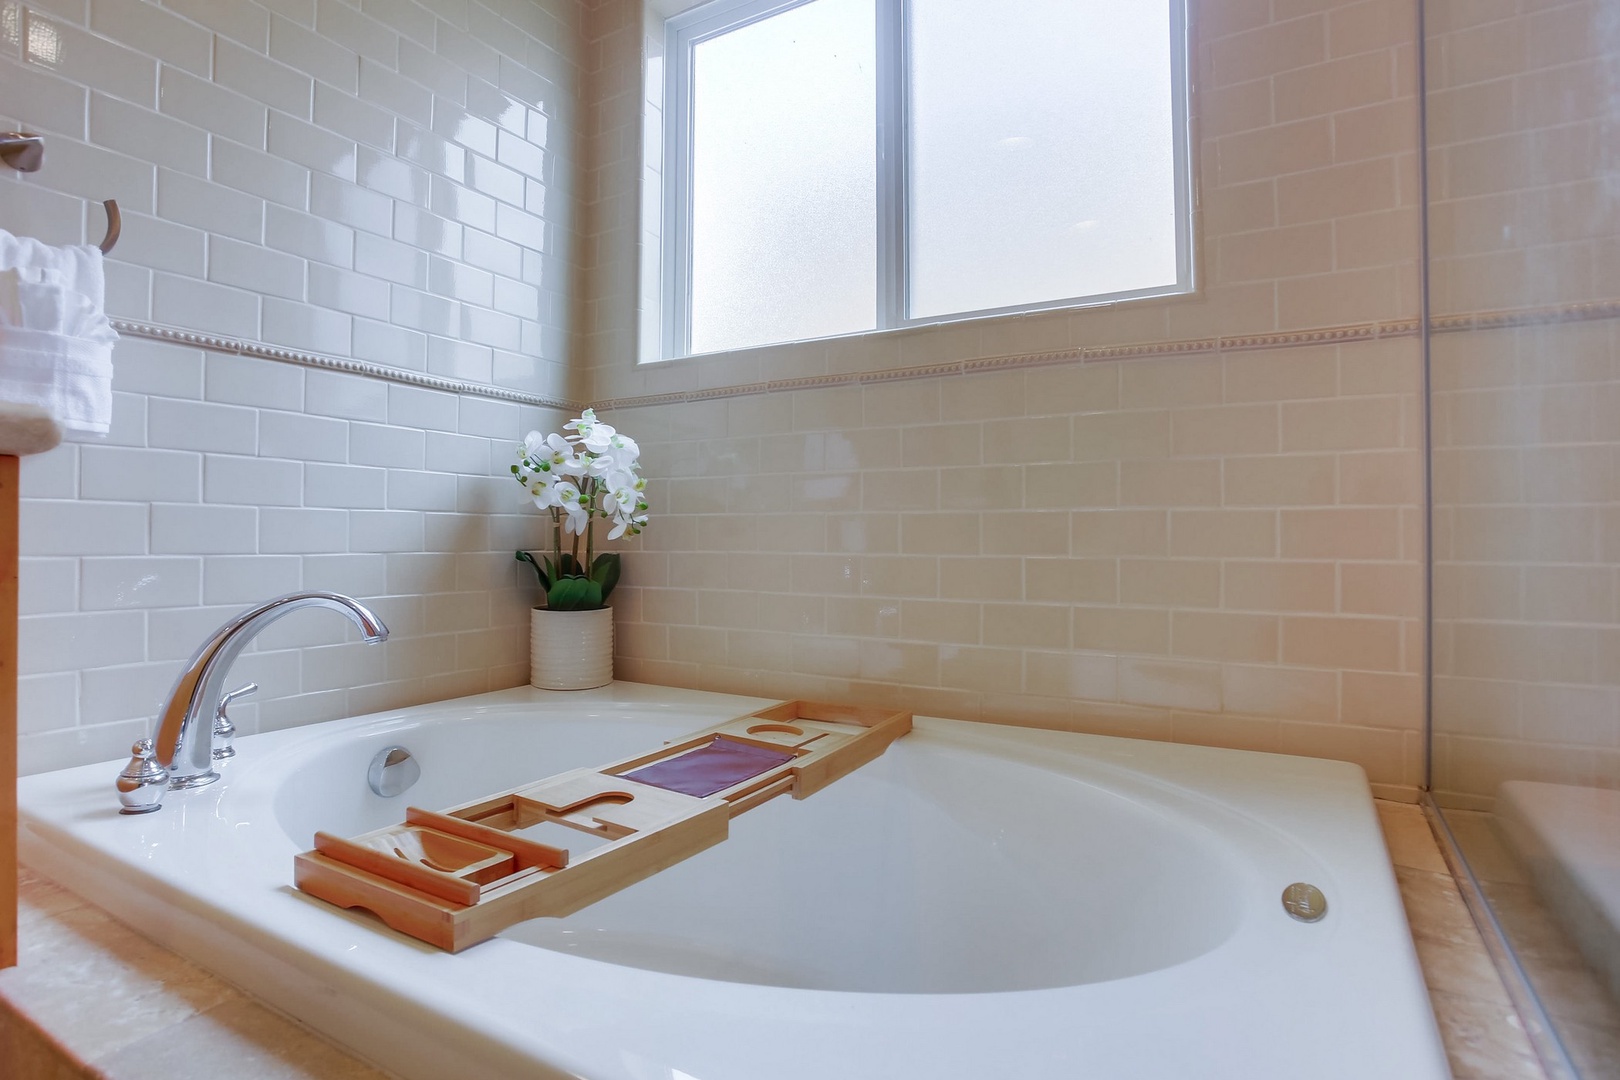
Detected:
left=368, top=746, right=421, bottom=798
left=1281, top=882, right=1328, bottom=922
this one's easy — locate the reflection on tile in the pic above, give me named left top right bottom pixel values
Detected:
left=91, top=998, right=388, bottom=1080
left=2, top=868, right=389, bottom=1080
left=1430, top=989, right=1547, bottom=1080
left=1447, top=810, right=1532, bottom=886
left=1449, top=804, right=1620, bottom=1073
left=1412, top=924, right=1515, bottom=1006
left=1481, top=882, right=1599, bottom=970
left=1379, top=801, right=1450, bottom=872
left=1563, top=1019, right=1620, bottom=1079
left=1381, top=804, right=1546, bottom=1080
left=1397, top=865, right=1485, bottom=947
left=16, top=867, right=87, bottom=928
left=2, top=905, right=237, bottom=1063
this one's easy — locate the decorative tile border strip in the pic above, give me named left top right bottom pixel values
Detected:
left=117, top=296, right=1620, bottom=418
left=1430, top=297, right=1620, bottom=333
left=113, top=319, right=581, bottom=412
left=595, top=298, right=1620, bottom=414
left=596, top=318, right=1411, bottom=413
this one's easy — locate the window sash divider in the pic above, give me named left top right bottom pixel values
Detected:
left=875, top=0, right=907, bottom=331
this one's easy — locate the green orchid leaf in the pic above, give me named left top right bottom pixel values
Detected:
left=515, top=550, right=550, bottom=591
left=547, top=576, right=604, bottom=610
left=590, top=553, right=621, bottom=602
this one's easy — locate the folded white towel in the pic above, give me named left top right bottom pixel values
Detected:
left=0, top=228, right=118, bottom=435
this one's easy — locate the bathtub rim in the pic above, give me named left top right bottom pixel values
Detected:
left=16, top=681, right=1451, bottom=1080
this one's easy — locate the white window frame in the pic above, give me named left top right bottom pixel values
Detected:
left=655, top=0, right=1194, bottom=362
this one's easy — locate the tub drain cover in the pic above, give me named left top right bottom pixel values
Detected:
left=1282, top=882, right=1328, bottom=922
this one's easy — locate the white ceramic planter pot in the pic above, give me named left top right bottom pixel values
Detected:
left=530, top=606, right=614, bottom=690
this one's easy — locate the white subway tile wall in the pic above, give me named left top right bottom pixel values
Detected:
left=18, top=335, right=564, bottom=773
left=0, top=0, right=579, bottom=399
left=0, top=0, right=579, bottom=772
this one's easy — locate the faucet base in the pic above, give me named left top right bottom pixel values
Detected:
left=168, top=770, right=220, bottom=790
left=118, top=803, right=163, bottom=815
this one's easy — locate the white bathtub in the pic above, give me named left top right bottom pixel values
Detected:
left=18, top=683, right=1448, bottom=1079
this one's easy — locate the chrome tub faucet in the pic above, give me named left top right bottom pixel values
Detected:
left=117, top=592, right=389, bottom=814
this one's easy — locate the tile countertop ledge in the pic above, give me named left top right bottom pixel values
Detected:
left=0, top=802, right=1545, bottom=1080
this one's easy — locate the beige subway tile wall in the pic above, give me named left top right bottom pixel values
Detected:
left=584, top=0, right=1432, bottom=797
left=1431, top=319, right=1620, bottom=804
left=605, top=336, right=1428, bottom=798
left=1426, top=0, right=1620, bottom=805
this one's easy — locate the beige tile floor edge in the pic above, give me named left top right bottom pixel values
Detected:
left=0, top=802, right=1546, bottom=1080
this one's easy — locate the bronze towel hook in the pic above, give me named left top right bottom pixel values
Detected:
left=99, top=200, right=120, bottom=254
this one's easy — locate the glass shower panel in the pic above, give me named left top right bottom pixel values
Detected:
left=1425, top=0, right=1620, bottom=1075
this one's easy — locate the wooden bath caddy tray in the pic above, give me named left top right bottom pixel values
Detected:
left=294, top=700, right=911, bottom=951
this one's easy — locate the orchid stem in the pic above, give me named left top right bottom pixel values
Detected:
left=585, top=479, right=596, bottom=574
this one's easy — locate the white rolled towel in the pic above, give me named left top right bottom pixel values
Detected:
left=0, top=229, right=118, bottom=436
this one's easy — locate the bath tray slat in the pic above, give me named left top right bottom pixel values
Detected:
left=294, top=699, right=911, bottom=952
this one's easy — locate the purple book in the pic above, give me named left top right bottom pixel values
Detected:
left=623, top=737, right=795, bottom=798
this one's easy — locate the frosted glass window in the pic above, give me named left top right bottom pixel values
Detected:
left=908, top=0, right=1180, bottom=319
left=658, top=0, right=1189, bottom=360
left=687, top=0, right=877, bottom=355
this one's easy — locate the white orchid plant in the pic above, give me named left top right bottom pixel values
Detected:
left=513, top=409, right=649, bottom=610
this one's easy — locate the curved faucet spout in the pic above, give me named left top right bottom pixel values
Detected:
left=152, top=591, right=389, bottom=789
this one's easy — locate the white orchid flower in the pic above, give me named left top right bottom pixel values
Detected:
left=515, top=416, right=650, bottom=604
left=603, top=483, right=635, bottom=517
left=537, top=434, right=586, bottom=478
left=604, top=472, right=649, bottom=538
left=563, top=408, right=595, bottom=435
left=566, top=409, right=619, bottom=455
left=527, top=468, right=562, bottom=510
left=554, top=482, right=591, bottom=535
left=598, top=466, right=634, bottom=493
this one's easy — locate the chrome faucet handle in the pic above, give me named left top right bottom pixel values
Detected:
left=212, top=682, right=257, bottom=762
left=116, top=739, right=167, bottom=815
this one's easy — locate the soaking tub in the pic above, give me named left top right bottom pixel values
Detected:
left=17, top=682, right=1448, bottom=1080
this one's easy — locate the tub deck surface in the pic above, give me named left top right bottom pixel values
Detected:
left=14, top=682, right=1451, bottom=1080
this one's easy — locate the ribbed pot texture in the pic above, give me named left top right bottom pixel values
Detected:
left=530, top=606, right=614, bottom=690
